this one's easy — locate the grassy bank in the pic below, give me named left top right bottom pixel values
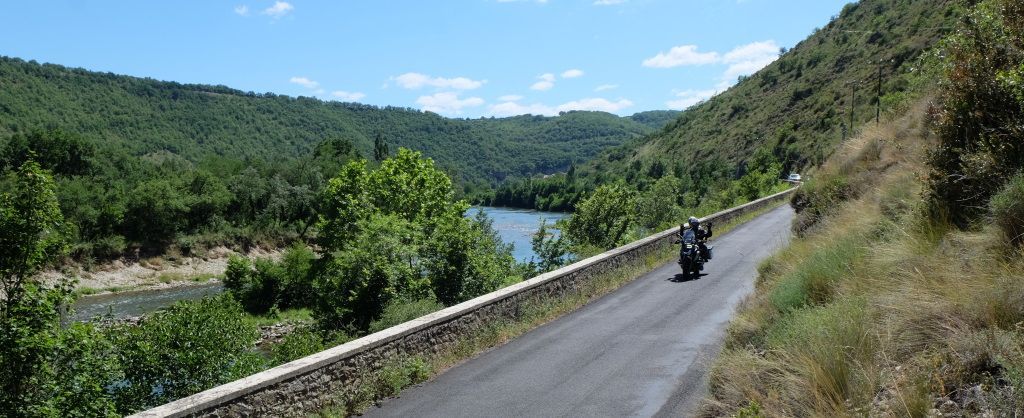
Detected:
left=703, top=102, right=1024, bottom=416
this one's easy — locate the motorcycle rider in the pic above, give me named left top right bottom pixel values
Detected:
left=679, top=216, right=712, bottom=261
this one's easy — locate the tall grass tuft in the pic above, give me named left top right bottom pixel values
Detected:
left=991, top=173, right=1024, bottom=247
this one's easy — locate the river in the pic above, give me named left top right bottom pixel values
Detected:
left=71, top=207, right=568, bottom=321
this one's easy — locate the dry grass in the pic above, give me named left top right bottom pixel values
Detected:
left=704, top=100, right=1024, bottom=417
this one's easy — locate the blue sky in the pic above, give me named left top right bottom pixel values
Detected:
left=2, top=0, right=850, bottom=118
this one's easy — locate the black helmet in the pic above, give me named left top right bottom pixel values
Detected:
left=688, top=216, right=700, bottom=227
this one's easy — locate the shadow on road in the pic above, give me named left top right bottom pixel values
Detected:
left=667, top=273, right=707, bottom=283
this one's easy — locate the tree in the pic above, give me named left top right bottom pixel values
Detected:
left=928, top=0, right=1024, bottom=226
left=123, top=179, right=189, bottom=248
left=0, top=160, right=119, bottom=416
left=636, top=175, right=683, bottom=230
left=313, top=215, right=420, bottom=331
left=374, top=133, right=389, bottom=162
left=0, top=129, right=94, bottom=176
left=530, top=218, right=569, bottom=274
left=424, top=211, right=516, bottom=305
left=0, top=160, right=66, bottom=308
left=566, top=182, right=638, bottom=250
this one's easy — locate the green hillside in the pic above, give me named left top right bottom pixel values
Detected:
left=489, top=0, right=961, bottom=212
left=584, top=0, right=960, bottom=186
left=0, top=56, right=668, bottom=184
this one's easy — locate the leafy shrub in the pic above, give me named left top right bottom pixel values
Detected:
left=424, top=211, right=517, bottom=306
left=790, top=175, right=852, bottom=235
left=270, top=327, right=327, bottom=365
left=224, top=244, right=315, bottom=314
left=928, top=0, right=1024, bottom=227
left=107, top=295, right=263, bottom=414
left=991, top=173, right=1024, bottom=246
left=567, top=182, right=638, bottom=249
left=313, top=215, right=419, bottom=331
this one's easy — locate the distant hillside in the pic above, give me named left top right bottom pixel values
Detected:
left=0, top=56, right=667, bottom=184
left=487, top=0, right=961, bottom=212
left=585, top=0, right=959, bottom=181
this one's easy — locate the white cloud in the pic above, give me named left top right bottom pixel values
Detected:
left=498, top=95, right=523, bottom=102
left=416, top=92, right=485, bottom=115
left=722, top=40, right=779, bottom=64
left=289, top=76, right=319, bottom=89
left=487, top=97, right=633, bottom=117
left=719, top=40, right=780, bottom=85
left=561, top=69, right=585, bottom=79
left=530, top=73, right=556, bottom=91
left=331, top=91, right=366, bottom=101
left=234, top=5, right=250, bottom=16
left=595, top=84, right=619, bottom=92
left=262, top=1, right=294, bottom=18
left=393, top=72, right=485, bottom=90
left=488, top=101, right=556, bottom=117
left=594, top=0, right=627, bottom=4
left=666, top=89, right=719, bottom=110
left=556, top=98, right=633, bottom=113
left=642, top=45, right=719, bottom=68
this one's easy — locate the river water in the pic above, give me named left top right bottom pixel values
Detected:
left=71, top=207, right=568, bottom=321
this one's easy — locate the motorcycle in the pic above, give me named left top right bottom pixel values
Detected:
left=675, top=225, right=713, bottom=280
left=679, top=241, right=703, bottom=279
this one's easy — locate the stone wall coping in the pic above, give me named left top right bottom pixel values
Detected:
left=131, top=187, right=794, bottom=418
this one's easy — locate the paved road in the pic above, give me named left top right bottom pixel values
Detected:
left=365, top=205, right=794, bottom=418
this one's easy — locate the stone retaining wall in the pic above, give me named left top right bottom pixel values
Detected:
left=131, top=188, right=796, bottom=418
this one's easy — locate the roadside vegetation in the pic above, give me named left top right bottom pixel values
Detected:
left=705, top=1, right=1024, bottom=415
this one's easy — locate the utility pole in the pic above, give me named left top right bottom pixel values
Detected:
left=847, top=80, right=858, bottom=134
left=876, top=62, right=883, bottom=125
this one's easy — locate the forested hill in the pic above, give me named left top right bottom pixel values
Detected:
left=582, top=0, right=959, bottom=182
left=0, top=56, right=674, bottom=184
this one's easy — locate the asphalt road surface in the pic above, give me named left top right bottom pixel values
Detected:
left=365, top=205, right=794, bottom=418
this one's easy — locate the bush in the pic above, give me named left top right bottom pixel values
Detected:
left=424, top=211, right=517, bottom=306
left=566, top=182, right=638, bottom=249
left=270, top=326, right=326, bottom=365
left=223, top=244, right=316, bottom=314
left=313, top=215, right=419, bottom=331
left=991, top=173, right=1024, bottom=246
left=108, top=295, right=264, bottom=414
left=928, top=0, right=1024, bottom=227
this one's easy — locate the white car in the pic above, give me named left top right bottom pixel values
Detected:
left=787, top=173, right=802, bottom=182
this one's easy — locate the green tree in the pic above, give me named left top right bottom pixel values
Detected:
left=530, top=218, right=570, bottom=274
left=123, top=179, right=190, bottom=247
left=928, top=0, right=1024, bottom=226
left=1, top=129, right=94, bottom=176
left=636, top=175, right=683, bottom=230
left=367, top=148, right=456, bottom=225
left=424, top=210, right=516, bottom=305
left=223, top=244, right=316, bottom=314
left=313, top=214, right=420, bottom=331
left=374, top=133, right=390, bottom=162
left=566, top=182, right=638, bottom=250
left=0, top=160, right=119, bottom=417
left=0, top=161, right=66, bottom=307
